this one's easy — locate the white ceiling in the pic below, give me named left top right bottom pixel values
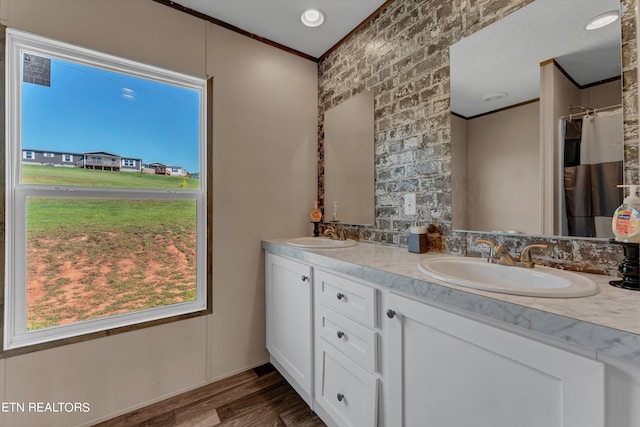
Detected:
left=168, top=0, right=622, bottom=118
left=172, top=0, right=388, bottom=59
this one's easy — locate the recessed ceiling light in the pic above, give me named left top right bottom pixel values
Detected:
left=585, top=10, right=619, bottom=30
left=301, top=9, right=325, bottom=27
left=482, top=92, right=508, bottom=102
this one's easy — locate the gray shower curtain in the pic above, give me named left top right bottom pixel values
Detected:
left=563, top=109, right=623, bottom=238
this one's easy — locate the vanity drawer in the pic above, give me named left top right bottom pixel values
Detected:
left=317, top=304, right=378, bottom=372
left=315, top=270, right=376, bottom=328
left=315, top=339, right=378, bottom=427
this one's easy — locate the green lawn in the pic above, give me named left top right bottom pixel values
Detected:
left=22, top=164, right=200, bottom=190
left=23, top=165, right=200, bottom=330
left=27, top=198, right=196, bottom=232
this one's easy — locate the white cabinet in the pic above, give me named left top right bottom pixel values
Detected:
left=265, top=253, right=314, bottom=406
left=265, top=249, right=640, bottom=427
left=314, top=270, right=379, bottom=427
left=385, top=292, right=605, bottom=427
left=599, top=353, right=640, bottom=427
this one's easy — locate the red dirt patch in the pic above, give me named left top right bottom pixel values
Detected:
left=26, top=231, right=197, bottom=329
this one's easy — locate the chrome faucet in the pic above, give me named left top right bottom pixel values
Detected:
left=477, top=239, right=548, bottom=268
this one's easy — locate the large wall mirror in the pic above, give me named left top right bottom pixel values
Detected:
left=324, top=90, right=375, bottom=225
left=450, top=0, right=624, bottom=239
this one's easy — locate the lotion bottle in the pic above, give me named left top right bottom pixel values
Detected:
left=612, top=185, right=640, bottom=243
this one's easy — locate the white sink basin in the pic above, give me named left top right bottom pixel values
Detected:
left=287, top=237, right=357, bottom=249
left=418, top=256, right=599, bottom=298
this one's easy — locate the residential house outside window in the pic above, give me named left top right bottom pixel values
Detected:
left=5, top=29, right=210, bottom=352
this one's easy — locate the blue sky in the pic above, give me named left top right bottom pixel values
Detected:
left=21, top=57, right=201, bottom=173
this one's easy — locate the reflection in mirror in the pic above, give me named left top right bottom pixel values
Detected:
left=324, top=90, right=375, bottom=225
left=450, top=0, right=622, bottom=238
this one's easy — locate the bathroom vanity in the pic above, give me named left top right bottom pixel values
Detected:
left=264, top=239, right=640, bottom=427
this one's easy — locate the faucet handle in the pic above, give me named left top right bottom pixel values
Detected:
left=518, top=244, right=549, bottom=267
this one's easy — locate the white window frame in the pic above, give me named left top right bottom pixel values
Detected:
left=43, top=152, right=54, bottom=158
left=123, top=159, right=136, bottom=167
left=5, top=29, right=209, bottom=350
left=62, top=154, right=73, bottom=162
left=22, top=150, right=33, bottom=160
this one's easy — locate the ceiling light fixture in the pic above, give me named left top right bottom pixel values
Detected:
left=585, top=10, right=619, bottom=30
left=482, top=92, right=508, bottom=102
left=301, top=9, right=325, bottom=27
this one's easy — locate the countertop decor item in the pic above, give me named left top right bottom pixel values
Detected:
left=310, top=201, right=322, bottom=237
left=408, top=212, right=427, bottom=254
left=609, top=239, right=640, bottom=290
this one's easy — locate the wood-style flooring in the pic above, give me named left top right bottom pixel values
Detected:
left=94, top=364, right=326, bottom=427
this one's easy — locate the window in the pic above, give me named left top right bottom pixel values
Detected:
left=5, top=29, right=209, bottom=351
left=43, top=152, right=54, bottom=158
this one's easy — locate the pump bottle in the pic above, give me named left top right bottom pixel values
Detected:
left=612, top=185, right=640, bottom=243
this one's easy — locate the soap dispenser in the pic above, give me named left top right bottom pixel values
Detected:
left=610, top=185, right=640, bottom=290
left=612, top=185, right=640, bottom=243
left=408, top=212, right=428, bottom=254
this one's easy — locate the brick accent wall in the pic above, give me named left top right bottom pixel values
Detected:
left=317, top=0, right=638, bottom=275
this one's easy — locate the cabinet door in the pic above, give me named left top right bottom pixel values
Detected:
left=265, top=253, right=313, bottom=405
left=599, top=352, right=640, bottom=427
left=315, top=339, right=378, bottom=427
left=385, top=292, right=604, bottom=427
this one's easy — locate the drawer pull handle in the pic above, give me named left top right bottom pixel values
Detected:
left=337, top=331, right=345, bottom=339
left=386, top=309, right=396, bottom=319
left=301, top=275, right=309, bottom=282
left=337, top=393, right=345, bottom=402
left=336, top=292, right=345, bottom=300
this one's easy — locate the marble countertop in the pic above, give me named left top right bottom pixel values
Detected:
left=263, top=238, right=640, bottom=363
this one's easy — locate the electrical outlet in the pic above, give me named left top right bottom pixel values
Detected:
left=404, top=193, right=416, bottom=215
